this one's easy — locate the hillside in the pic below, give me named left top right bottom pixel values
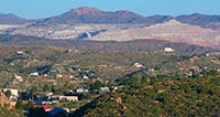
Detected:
left=176, top=13, right=220, bottom=30
left=0, top=34, right=213, bottom=53
left=0, top=107, right=25, bottom=117
left=90, top=20, right=220, bottom=48
left=0, top=13, right=27, bottom=24
left=0, top=41, right=219, bottom=91
left=71, top=73, right=220, bottom=117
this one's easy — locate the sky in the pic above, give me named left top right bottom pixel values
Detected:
left=0, top=0, right=220, bottom=19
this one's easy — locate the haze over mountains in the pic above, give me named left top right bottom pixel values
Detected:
left=1, top=7, right=220, bottom=49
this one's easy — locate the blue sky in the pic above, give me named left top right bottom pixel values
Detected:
left=0, top=0, right=220, bottom=19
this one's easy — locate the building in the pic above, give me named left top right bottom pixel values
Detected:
left=76, top=88, right=89, bottom=93
left=3, top=88, right=19, bottom=97
left=14, top=75, right=23, bottom=82
left=44, top=92, right=53, bottom=97
left=30, top=72, right=39, bottom=76
left=164, top=47, right=175, bottom=53
left=100, top=87, right=110, bottom=92
left=113, top=85, right=124, bottom=91
left=52, top=95, right=78, bottom=102
left=133, top=63, right=144, bottom=68
left=17, top=51, right=24, bottom=55
left=56, top=74, right=63, bottom=78
left=83, top=75, right=89, bottom=79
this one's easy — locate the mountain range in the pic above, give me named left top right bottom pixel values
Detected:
left=1, top=7, right=220, bottom=28
left=1, top=7, right=220, bottom=49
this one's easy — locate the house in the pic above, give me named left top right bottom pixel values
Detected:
left=42, top=101, right=53, bottom=105
left=17, top=51, right=24, bottom=55
left=164, top=47, right=175, bottom=53
left=10, top=63, right=15, bottom=66
left=133, top=63, right=144, bottom=68
left=76, top=88, right=89, bottom=93
left=100, top=87, right=110, bottom=92
left=44, top=92, right=53, bottom=97
left=206, top=53, right=210, bottom=57
left=43, top=105, right=53, bottom=112
left=33, top=98, right=53, bottom=106
left=3, top=88, right=19, bottom=97
left=52, top=95, right=78, bottom=102
left=186, top=71, right=193, bottom=77
left=14, top=75, right=23, bottom=82
left=57, top=74, right=63, bottom=78
left=113, top=85, right=124, bottom=91
left=69, top=75, right=74, bottom=79
left=83, top=75, right=89, bottom=79
left=30, top=72, right=39, bottom=76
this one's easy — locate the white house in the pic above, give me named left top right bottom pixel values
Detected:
left=113, top=85, right=124, bottom=90
left=206, top=53, right=210, bottom=57
left=83, top=75, right=89, bottom=79
left=164, top=47, right=175, bottom=53
left=3, top=88, right=19, bottom=97
left=17, top=51, right=24, bottom=55
left=30, top=72, right=39, bottom=76
left=56, top=74, right=63, bottom=78
left=100, top=87, right=110, bottom=92
left=133, top=63, right=144, bottom=68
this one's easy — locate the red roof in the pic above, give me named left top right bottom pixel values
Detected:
left=42, top=105, right=53, bottom=112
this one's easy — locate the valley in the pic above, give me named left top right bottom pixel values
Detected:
left=1, top=6, right=220, bottom=117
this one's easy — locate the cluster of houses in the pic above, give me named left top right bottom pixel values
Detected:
left=0, top=83, right=125, bottom=117
left=33, top=92, right=78, bottom=106
left=0, top=83, right=124, bottom=106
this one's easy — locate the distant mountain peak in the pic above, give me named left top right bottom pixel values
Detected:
left=69, top=7, right=102, bottom=15
left=0, top=13, right=27, bottom=24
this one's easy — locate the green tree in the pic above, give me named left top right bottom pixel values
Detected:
left=23, top=101, right=34, bottom=110
left=90, top=80, right=104, bottom=91
left=51, top=85, right=57, bottom=93
left=43, top=84, right=50, bottom=92
left=4, top=90, right=11, bottom=98
left=30, top=86, right=38, bottom=95
left=0, top=107, right=25, bottom=117
left=15, top=100, right=23, bottom=109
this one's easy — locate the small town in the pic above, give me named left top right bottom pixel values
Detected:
left=1, top=0, right=220, bottom=116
